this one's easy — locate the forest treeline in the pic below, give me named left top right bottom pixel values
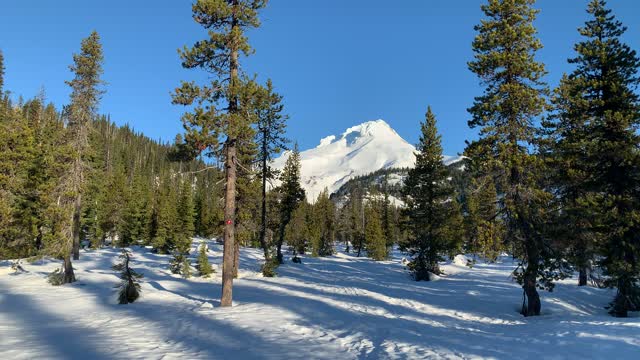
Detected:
left=1, top=0, right=639, bottom=318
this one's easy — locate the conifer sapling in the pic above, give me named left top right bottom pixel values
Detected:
left=113, top=248, right=143, bottom=304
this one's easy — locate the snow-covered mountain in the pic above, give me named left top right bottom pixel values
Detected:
left=272, top=119, right=461, bottom=201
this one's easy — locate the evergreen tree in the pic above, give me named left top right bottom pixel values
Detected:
left=99, top=163, right=127, bottom=245
left=347, top=187, right=365, bottom=257
left=546, top=0, right=640, bottom=316
left=234, top=164, right=259, bottom=277
left=178, top=177, right=196, bottom=241
left=255, top=79, right=289, bottom=261
left=448, top=196, right=466, bottom=258
left=197, top=241, right=213, bottom=278
left=463, top=173, right=504, bottom=261
left=365, top=204, right=387, bottom=261
left=152, top=173, right=178, bottom=254
left=121, top=174, right=151, bottom=247
left=380, top=175, right=397, bottom=251
left=194, top=169, right=224, bottom=238
left=113, top=248, right=143, bottom=304
left=468, top=0, right=566, bottom=316
left=64, top=31, right=105, bottom=262
left=171, top=177, right=196, bottom=276
left=173, top=0, right=267, bottom=307
left=284, top=202, right=309, bottom=255
left=275, top=144, right=306, bottom=263
left=312, top=189, right=335, bottom=257
left=0, top=98, right=35, bottom=259
left=402, top=107, right=459, bottom=281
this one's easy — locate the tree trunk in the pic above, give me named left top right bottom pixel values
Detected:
left=578, top=267, right=588, bottom=286
left=258, top=149, right=270, bottom=260
left=233, top=236, right=240, bottom=278
left=220, top=140, right=237, bottom=307
left=276, top=225, right=285, bottom=264
left=63, top=255, right=76, bottom=284
left=220, top=1, right=239, bottom=307
left=276, top=243, right=283, bottom=264
left=522, top=267, right=541, bottom=316
left=72, top=193, right=82, bottom=260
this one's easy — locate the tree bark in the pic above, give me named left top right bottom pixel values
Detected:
left=522, top=265, right=541, bottom=316
left=258, top=143, right=270, bottom=261
left=220, top=0, right=239, bottom=307
left=220, top=140, right=237, bottom=307
left=578, top=267, right=588, bottom=286
left=276, top=243, right=283, bottom=264
left=63, top=254, right=76, bottom=284
left=233, top=236, right=240, bottom=278
left=72, top=193, right=82, bottom=260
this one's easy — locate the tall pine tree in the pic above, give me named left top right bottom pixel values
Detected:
left=547, top=0, right=640, bottom=316
left=365, top=204, right=387, bottom=261
left=56, top=31, right=105, bottom=283
left=468, top=0, right=565, bottom=316
left=172, top=0, right=267, bottom=307
left=275, top=144, right=306, bottom=263
left=255, top=79, right=288, bottom=261
left=312, top=189, right=335, bottom=257
left=402, top=107, right=458, bottom=280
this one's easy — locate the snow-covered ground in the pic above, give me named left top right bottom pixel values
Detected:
left=1, top=241, right=638, bottom=359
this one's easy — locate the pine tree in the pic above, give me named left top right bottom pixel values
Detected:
left=546, top=0, right=640, bottom=316
left=113, top=248, right=143, bottom=304
left=121, top=174, right=150, bottom=247
left=255, top=79, right=289, bottom=261
left=194, top=170, right=224, bottom=238
left=284, top=202, right=309, bottom=255
left=464, top=173, right=504, bottom=261
left=312, top=188, right=335, bottom=257
left=402, top=107, right=459, bottom=281
left=173, top=0, right=267, bottom=307
left=447, top=196, right=466, bottom=258
left=197, top=241, right=213, bottom=278
left=347, top=187, right=365, bottom=257
left=99, top=163, right=127, bottom=245
left=0, top=98, right=35, bottom=259
left=178, top=177, right=196, bottom=241
left=381, top=175, right=395, bottom=251
left=234, top=163, right=259, bottom=277
left=64, top=31, right=105, bottom=262
left=275, top=144, right=306, bottom=263
left=172, top=177, right=196, bottom=276
left=468, top=0, right=566, bottom=316
left=365, top=204, right=387, bottom=261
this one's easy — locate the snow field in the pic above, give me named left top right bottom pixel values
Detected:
left=1, top=240, right=638, bottom=359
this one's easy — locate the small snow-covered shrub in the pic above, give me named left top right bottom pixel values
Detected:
left=10, top=260, right=26, bottom=273
left=197, top=242, right=213, bottom=278
left=262, top=258, right=279, bottom=277
left=47, top=269, right=65, bottom=286
left=170, top=253, right=192, bottom=279
left=113, top=249, right=143, bottom=304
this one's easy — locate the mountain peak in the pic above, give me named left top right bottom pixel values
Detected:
left=272, top=119, right=459, bottom=201
left=273, top=119, right=414, bottom=200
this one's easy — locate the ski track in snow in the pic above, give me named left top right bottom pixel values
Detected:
left=1, top=242, right=639, bottom=360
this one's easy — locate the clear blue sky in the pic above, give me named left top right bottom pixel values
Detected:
left=1, top=0, right=639, bottom=156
